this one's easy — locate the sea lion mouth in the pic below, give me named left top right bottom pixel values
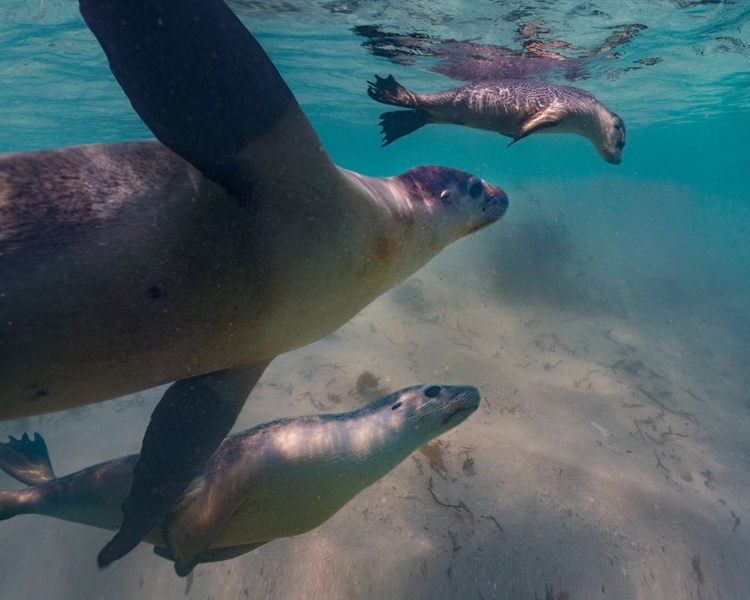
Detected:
left=602, top=150, right=622, bottom=165
left=468, top=187, right=509, bottom=233
left=468, top=221, right=493, bottom=234
left=441, top=405, right=474, bottom=424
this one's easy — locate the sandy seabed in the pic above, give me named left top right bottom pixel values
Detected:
left=0, top=182, right=748, bottom=600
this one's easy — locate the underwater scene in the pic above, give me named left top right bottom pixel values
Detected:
left=0, top=0, right=748, bottom=598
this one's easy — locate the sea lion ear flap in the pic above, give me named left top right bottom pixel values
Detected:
left=507, top=105, right=566, bottom=147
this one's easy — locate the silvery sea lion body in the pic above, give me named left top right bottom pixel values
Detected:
left=368, top=75, right=626, bottom=164
left=0, top=385, right=480, bottom=576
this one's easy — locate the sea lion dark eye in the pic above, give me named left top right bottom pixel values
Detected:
left=468, top=179, right=483, bottom=199
left=440, top=189, right=451, bottom=200
left=391, top=402, right=402, bottom=410
left=424, top=385, right=441, bottom=398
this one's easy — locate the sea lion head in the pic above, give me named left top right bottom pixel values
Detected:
left=366, top=384, right=481, bottom=447
left=596, top=110, right=626, bottom=165
left=395, top=165, right=509, bottom=244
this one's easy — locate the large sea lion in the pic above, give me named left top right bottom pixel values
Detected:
left=367, top=75, right=626, bottom=164
left=0, top=384, right=480, bottom=576
left=0, top=0, right=508, bottom=566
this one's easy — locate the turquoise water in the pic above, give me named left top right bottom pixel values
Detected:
left=3, top=0, right=746, bottom=301
left=1, top=1, right=749, bottom=598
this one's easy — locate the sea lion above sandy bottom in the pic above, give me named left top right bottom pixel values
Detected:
left=368, top=74, right=626, bottom=164
left=0, top=0, right=508, bottom=566
left=0, top=384, right=480, bottom=576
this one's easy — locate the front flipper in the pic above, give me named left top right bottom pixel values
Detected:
left=153, top=542, right=267, bottom=577
left=507, top=103, right=567, bottom=147
left=97, top=359, right=272, bottom=567
left=158, top=451, right=260, bottom=576
left=78, top=0, right=295, bottom=191
left=78, top=0, right=333, bottom=197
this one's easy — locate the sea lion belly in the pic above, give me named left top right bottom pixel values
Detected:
left=0, top=142, right=273, bottom=416
left=0, top=141, right=396, bottom=419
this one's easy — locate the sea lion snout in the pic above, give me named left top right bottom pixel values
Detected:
left=598, top=144, right=623, bottom=165
left=434, top=385, right=481, bottom=426
left=466, top=181, right=509, bottom=234
left=403, top=384, right=480, bottom=430
left=484, top=181, right=510, bottom=218
left=598, top=112, right=626, bottom=164
left=604, top=152, right=622, bottom=165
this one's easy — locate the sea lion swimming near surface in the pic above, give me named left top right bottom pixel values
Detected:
left=367, top=75, right=626, bottom=164
left=0, top=0, right=508, bottom=566
left=0, top=384, right=480, bottom=576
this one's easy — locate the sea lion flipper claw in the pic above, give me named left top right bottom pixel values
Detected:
left=78, top=0, right=295, bottom=190
left=97, top=359, right=272, bottom=567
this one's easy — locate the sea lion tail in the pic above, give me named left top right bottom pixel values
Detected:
left=378, top=110, right=431, bottom=146
left=367, top=74, right=421, bottom=108
left=0, top=433, right=55, bottom=487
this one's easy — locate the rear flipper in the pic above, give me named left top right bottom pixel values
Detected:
left=0, top=432, right=51, bottom=521
left=153, top=541, right=267, bottom=577
left=367, top=74, right=420, bottom=108
left=378, top=110, right=431, bottom=146
left=0, top=433, right=55, bottom=486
